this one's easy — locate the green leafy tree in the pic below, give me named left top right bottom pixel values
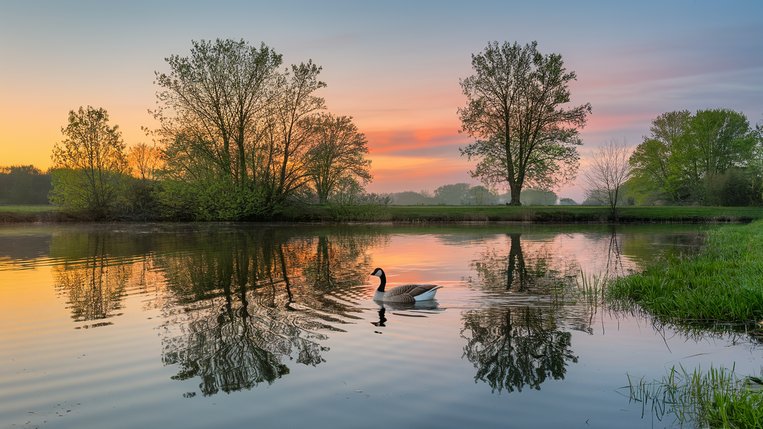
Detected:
left=0, top=165, right=51, bottom=205
left=630, top=109, right=758, bottom=205
left=303, top=113, right=370, bottom=204
left=434, top=183, right=471, bottom=205
left=50, top=106, right=128, bottom=216
left=458, top=41, right=591, bottom=205
left=465, top=185, right=497, bottom=205
left=628, top=110, right=691, bottom=202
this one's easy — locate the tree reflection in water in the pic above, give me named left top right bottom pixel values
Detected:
left=53, top=233, right=129, bottom=326
left=156, top=229, right=378, bottom=396
left=462, top=233, right=579, bottom=393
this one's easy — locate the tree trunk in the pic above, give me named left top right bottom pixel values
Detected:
left=509, top=184, right=522, bottom=206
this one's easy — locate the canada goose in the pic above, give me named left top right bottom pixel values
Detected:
left=370, top=267, right=442, bottom=303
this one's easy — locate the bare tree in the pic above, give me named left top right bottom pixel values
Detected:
left=584, top=141, right=632, bottom=219
left=128, top=142, right=163, bottom=181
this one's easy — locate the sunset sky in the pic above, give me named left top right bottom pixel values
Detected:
left=1, top=0, right=762, bottom=201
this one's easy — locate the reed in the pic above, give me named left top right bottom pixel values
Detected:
left=625, top=365, right=763, bottom=428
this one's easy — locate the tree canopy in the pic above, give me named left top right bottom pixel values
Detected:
left=50, top=106, right=128, bottom=216
left=629, top=109, right=759, bottom=205
left=459, top=41, right=591, bottom=205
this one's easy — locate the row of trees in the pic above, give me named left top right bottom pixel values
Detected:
left=36, top=38, right=763, bottom=217
left=628, top=109, right=762, bottom=206
left=389, top=183, right=560, bottom=205
left=50, top=39, right=372, bottom=219
left=0, top=165, right=51, bottom=205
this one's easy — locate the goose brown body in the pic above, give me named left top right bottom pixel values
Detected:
left=370, top=268, right=442, bottom=302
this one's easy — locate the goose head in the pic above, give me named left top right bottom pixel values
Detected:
left=370, top=267, right=386, bottom=292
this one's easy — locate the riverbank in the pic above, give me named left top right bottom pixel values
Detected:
left=607, top=219, right=763, bottom=331
left=2, top=204, right=762, bottom=224
left=607, top=220, right=763, bottom=427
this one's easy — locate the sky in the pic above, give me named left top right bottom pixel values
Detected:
left=1, top=0, right=762, bottom=201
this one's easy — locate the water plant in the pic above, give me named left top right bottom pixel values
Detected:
left=607, top=220, right=763, bottom=329
left=625, top=365, right=763, bottom=428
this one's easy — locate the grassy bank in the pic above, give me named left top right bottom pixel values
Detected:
left=608, top=220, right=763, bottom=329
left=608, top=221, right=763, bottom=427
left=280, top=204, right=763, bottom=223
left=2, top=204, right=762, bottom=223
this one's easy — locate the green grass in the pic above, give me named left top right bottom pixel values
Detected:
left=2, top=203, right=763, bottom=223
left=626, top=365, right=763, bottom=428
left=607, top=220, right=763, bottom=328
left=282, top=204, right=763, bottom=223
left=0, top=204, right=59, bottom=213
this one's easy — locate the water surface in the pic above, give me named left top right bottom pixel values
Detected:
left=0, top=223, right=759, bottom=428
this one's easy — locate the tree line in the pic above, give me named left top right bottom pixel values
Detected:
left=5, top=39, right=761, bottom=216
left=48, top=39, right=372, bottom=220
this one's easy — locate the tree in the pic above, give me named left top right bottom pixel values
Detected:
left=679, top=109, right=757, bottom=202
left=585, top=141, right=632, bottom=218
left=459, top=41, right=591, bottom=205
left=155, top=39, right=282, bottom=188
left=128, top=143, right=163, bottom=181
left=155, top=39, right=284, bottom=219
left=465, top=185, right=497, bottom=205
left=434, top=183, right=471, bottom=205
left=628, top=111, right=691, bottom=202
left=0, top=165, right=51, bottom=205
left=51, top=106, right=128, bottom=215
left=630, top=109, right=758, bottom=205
left=303, top=113, right=370, bottom=204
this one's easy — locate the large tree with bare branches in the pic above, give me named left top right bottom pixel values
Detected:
left=459, top=41, right=591, bottom=205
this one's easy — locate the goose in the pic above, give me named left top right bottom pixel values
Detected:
left=370, top=267, right=442, bottom=303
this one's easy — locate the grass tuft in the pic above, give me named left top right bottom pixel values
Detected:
left=626, top=365, right=763, bottom=428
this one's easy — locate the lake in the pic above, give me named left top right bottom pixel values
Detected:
left=1, top=223, right=760, bottom=429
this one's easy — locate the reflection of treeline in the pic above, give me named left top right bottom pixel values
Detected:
left=49, top=225, right=382, bottom=394
left=152, top=228, right=381, bottom=395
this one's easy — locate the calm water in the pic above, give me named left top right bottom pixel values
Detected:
left=1, top=223, right=760, bottom=429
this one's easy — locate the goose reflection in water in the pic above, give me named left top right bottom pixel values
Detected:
left=371, top=299, right=443, bottom=327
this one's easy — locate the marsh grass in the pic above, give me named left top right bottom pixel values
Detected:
left=574, top=272, right=607, bottom=307
left=607, top=221, right=763, bottom=328
left=625, top=365, right=763, bottom=428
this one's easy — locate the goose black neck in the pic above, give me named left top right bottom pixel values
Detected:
left=376, top=272, right=386, bottom=292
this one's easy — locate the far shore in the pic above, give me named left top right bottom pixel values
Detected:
left=1, top=204, right=761, bottom=224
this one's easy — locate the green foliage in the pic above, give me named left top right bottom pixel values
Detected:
left=50, top=106, right=129, bottom=217
left=630, top=109, right=760, bottom=205
left=459, top=41, right=591, bottom=205
left=0, top=165, right=51, bottom=205
left=608, top=220, right=763, bottom=326
left=518, top=188, right=557, bottom=205
left=434, top=183, right=471, bottom=204
left=626, top=366, right=763, bottom=428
